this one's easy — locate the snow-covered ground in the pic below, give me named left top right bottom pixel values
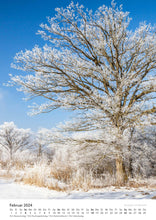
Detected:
left=0, top=178, right=156, bottom=199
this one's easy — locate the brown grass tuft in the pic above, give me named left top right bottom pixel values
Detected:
left=50, top=166, right=73, bottom=183
left=47, top=183, right=67, bottom=192
left=22, top=172, right=46, bottom=188
left=126, top=179, right=148, bottom=188
left=0, top=172, right=13, bottom=179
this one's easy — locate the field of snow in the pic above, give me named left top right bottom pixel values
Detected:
left=0, top=178, right=156, bottom=199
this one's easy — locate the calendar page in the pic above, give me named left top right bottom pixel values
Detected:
left=0, top=0, right=156, bottom=219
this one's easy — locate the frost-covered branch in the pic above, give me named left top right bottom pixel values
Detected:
left=8, top=2, right=156, bottom=133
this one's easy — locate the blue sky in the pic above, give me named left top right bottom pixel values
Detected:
left=0, top=0, right=156, bottom=131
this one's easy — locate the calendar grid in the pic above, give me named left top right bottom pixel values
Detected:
left=1, top=199, right=155, bottom=220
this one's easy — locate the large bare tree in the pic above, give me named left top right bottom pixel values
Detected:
left=9, top=2, right=156, bottom=184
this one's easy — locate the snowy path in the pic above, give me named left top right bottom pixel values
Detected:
left=0, top=178, right=156, bottom=199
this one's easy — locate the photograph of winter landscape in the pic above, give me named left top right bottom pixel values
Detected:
left=0, top=0, right=156, bottom=200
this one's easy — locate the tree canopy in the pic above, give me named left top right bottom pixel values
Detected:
left=9, top=2, right=156, bottom=133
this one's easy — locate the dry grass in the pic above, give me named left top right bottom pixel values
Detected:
left=20, top=163, right=68, bottom=191
left=71, top=175, right=92, bottom=191
left=12, top=161, right=25, bottom=170
left=0, top=172, right=13, bottom=179
left=69, top=169, right=98, bottom=191
left=1, top=158, right=155, bottom=192
left=128, top=181, right=148, bottom=188
left=22, top=172, right=46, bottom=187
left=126, top=178, right=156, bottom=189
left=22, top=173, right=67, bottom=191
left=20, top=163, right=48, bottom=188
left=0, top=161, right=8, bottom=169
left=50, top=166, right=73, bottom=183
left=47, top=183, right=67, bottom=191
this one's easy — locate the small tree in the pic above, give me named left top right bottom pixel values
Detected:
left=9, top=2, right=156, bottom=184
left=35, top=128, right=54, bottom=159
left=131, top=126, right=156, bottom=177
left=0, top=122, right=32, bottom=161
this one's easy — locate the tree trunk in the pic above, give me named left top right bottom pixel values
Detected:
left=127, top=127, right=134, bottom=178
left=10, top=148, right=13, bottom=161
left=38, top=144, right=42, bottom=158
left=116, top=154, right=128, bottom=185
left=128, top=145, right=133, bottom=178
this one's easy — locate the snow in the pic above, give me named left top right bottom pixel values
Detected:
left=0, top=178, right=156, bottom=199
